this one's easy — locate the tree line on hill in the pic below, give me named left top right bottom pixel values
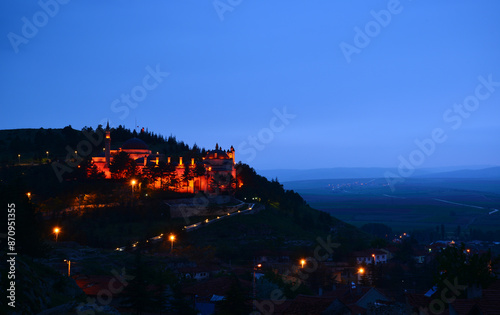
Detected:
left=1, top=124, right=344, bottom=245
left=0, top=125, right=195, bottom=165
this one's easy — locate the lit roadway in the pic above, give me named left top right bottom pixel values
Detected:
left=183, top=203, right=256, bottom=232
left=433, top=198, right=499, bottom=229
left=115, top=203, right=260, bottom=252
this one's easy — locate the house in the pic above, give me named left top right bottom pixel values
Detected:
left=277, top=295, right=341, bottom=315
left=75, top=275, right=117, bottom=298
left=355, top=287, right=392, bottom=309
left=266, top=286, right=392, bottom=314
left=74, top=275, right=128, bottom=312
left=413, top=249, right=429, bottom=264
left=353, top=249, right=389, bottom=265
left=406, top=293, right=432, bottom=315
left=407, top=280, right=500, bottom=315
left=182, top=276, right=252, bottom=315
left=449, top=280, right=500, bottom=315
left=178, top=265, right=222, bottom=281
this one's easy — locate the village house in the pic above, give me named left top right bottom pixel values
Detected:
left=353, top=249, right=390, bottom=265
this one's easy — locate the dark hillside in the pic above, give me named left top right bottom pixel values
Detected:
left=0, top=125, right=194, bottom=166
left=0, top=127, right=371, bottom=258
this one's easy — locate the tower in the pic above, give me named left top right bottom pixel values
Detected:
left=230, top=145, right=236, bottom=180
left=105, top=122, right=111, bottom=167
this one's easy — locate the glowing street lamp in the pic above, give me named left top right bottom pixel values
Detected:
left=169, top=234, right=175, bottom=252
left=53, top=227, right=60, bottom=242
left=131, top=179, right=136, bottom=197
left=300, top=259, right=306, bottom=269
left=46, top=151, right=49, bottom=159
left=253, top=263, right=262, bottom=311
left=26, top=192, right=31, bottom=199
left=357, top=267, right=365, bottom=286
left=64, top=259, right=71, bottom=277
left=18, top=154, right=20, bottom=164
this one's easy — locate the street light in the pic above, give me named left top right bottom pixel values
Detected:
left=64, top=260, right=71, bottom=277
left=300, top=259, right=306, bottom=269
left=357, top=267, right=365, bottom=286
left=18, top=154, right=20, bottom=164
left=53, top=227, right=60, bottom=242
left=169, top=234, right=175, bottom=252
left=46, top=151, right=49, bottom=160
left=26, top=192, right=31, bottom=199
left=131, top=179, right=136, bottom=197
left=253, top=263, right=262, bottom=311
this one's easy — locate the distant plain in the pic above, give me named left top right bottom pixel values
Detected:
left=282, top=177, right=500, bottom=233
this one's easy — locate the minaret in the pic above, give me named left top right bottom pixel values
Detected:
left=230, top=145, right=236, bottom=180
left=105, top=122, right=111, bottom=167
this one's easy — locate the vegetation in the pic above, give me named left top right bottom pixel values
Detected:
left=0, top=126, right=377, bottom=314
left=0, top=125, right=196, bottom=166
left=219, top=275, right=249, bottom=315
left=435, top=243, right=498, bottom=299
left=0, top=179, right=47, bottom=257
left=288, top=177, right=500, bottom=243
left=0, top=126, right=372, bottom=255
left=360, top=223, right=392, bottom=240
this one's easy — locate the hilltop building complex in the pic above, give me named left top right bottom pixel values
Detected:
left=91, top=127, right=237, bottom=193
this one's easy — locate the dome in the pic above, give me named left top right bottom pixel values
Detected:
left=121, top=138, right=149, bottom=150
left=206, top=149, right=229, bottom=159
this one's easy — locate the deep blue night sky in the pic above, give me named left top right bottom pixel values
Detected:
left=1, top=1, right=499, bottom=170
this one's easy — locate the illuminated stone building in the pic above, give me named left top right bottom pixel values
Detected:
left=91, top=128, right=237, bottom=193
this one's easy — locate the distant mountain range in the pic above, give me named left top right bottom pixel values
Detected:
left=257, top=166, right=500, bottom=182
left=415, top=167, right=500, bottom=179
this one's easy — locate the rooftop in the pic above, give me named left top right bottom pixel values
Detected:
left=121, top=137, right=149, bottom=151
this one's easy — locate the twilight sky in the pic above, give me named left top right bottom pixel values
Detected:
left=1, top=1, right=499, bottom=170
